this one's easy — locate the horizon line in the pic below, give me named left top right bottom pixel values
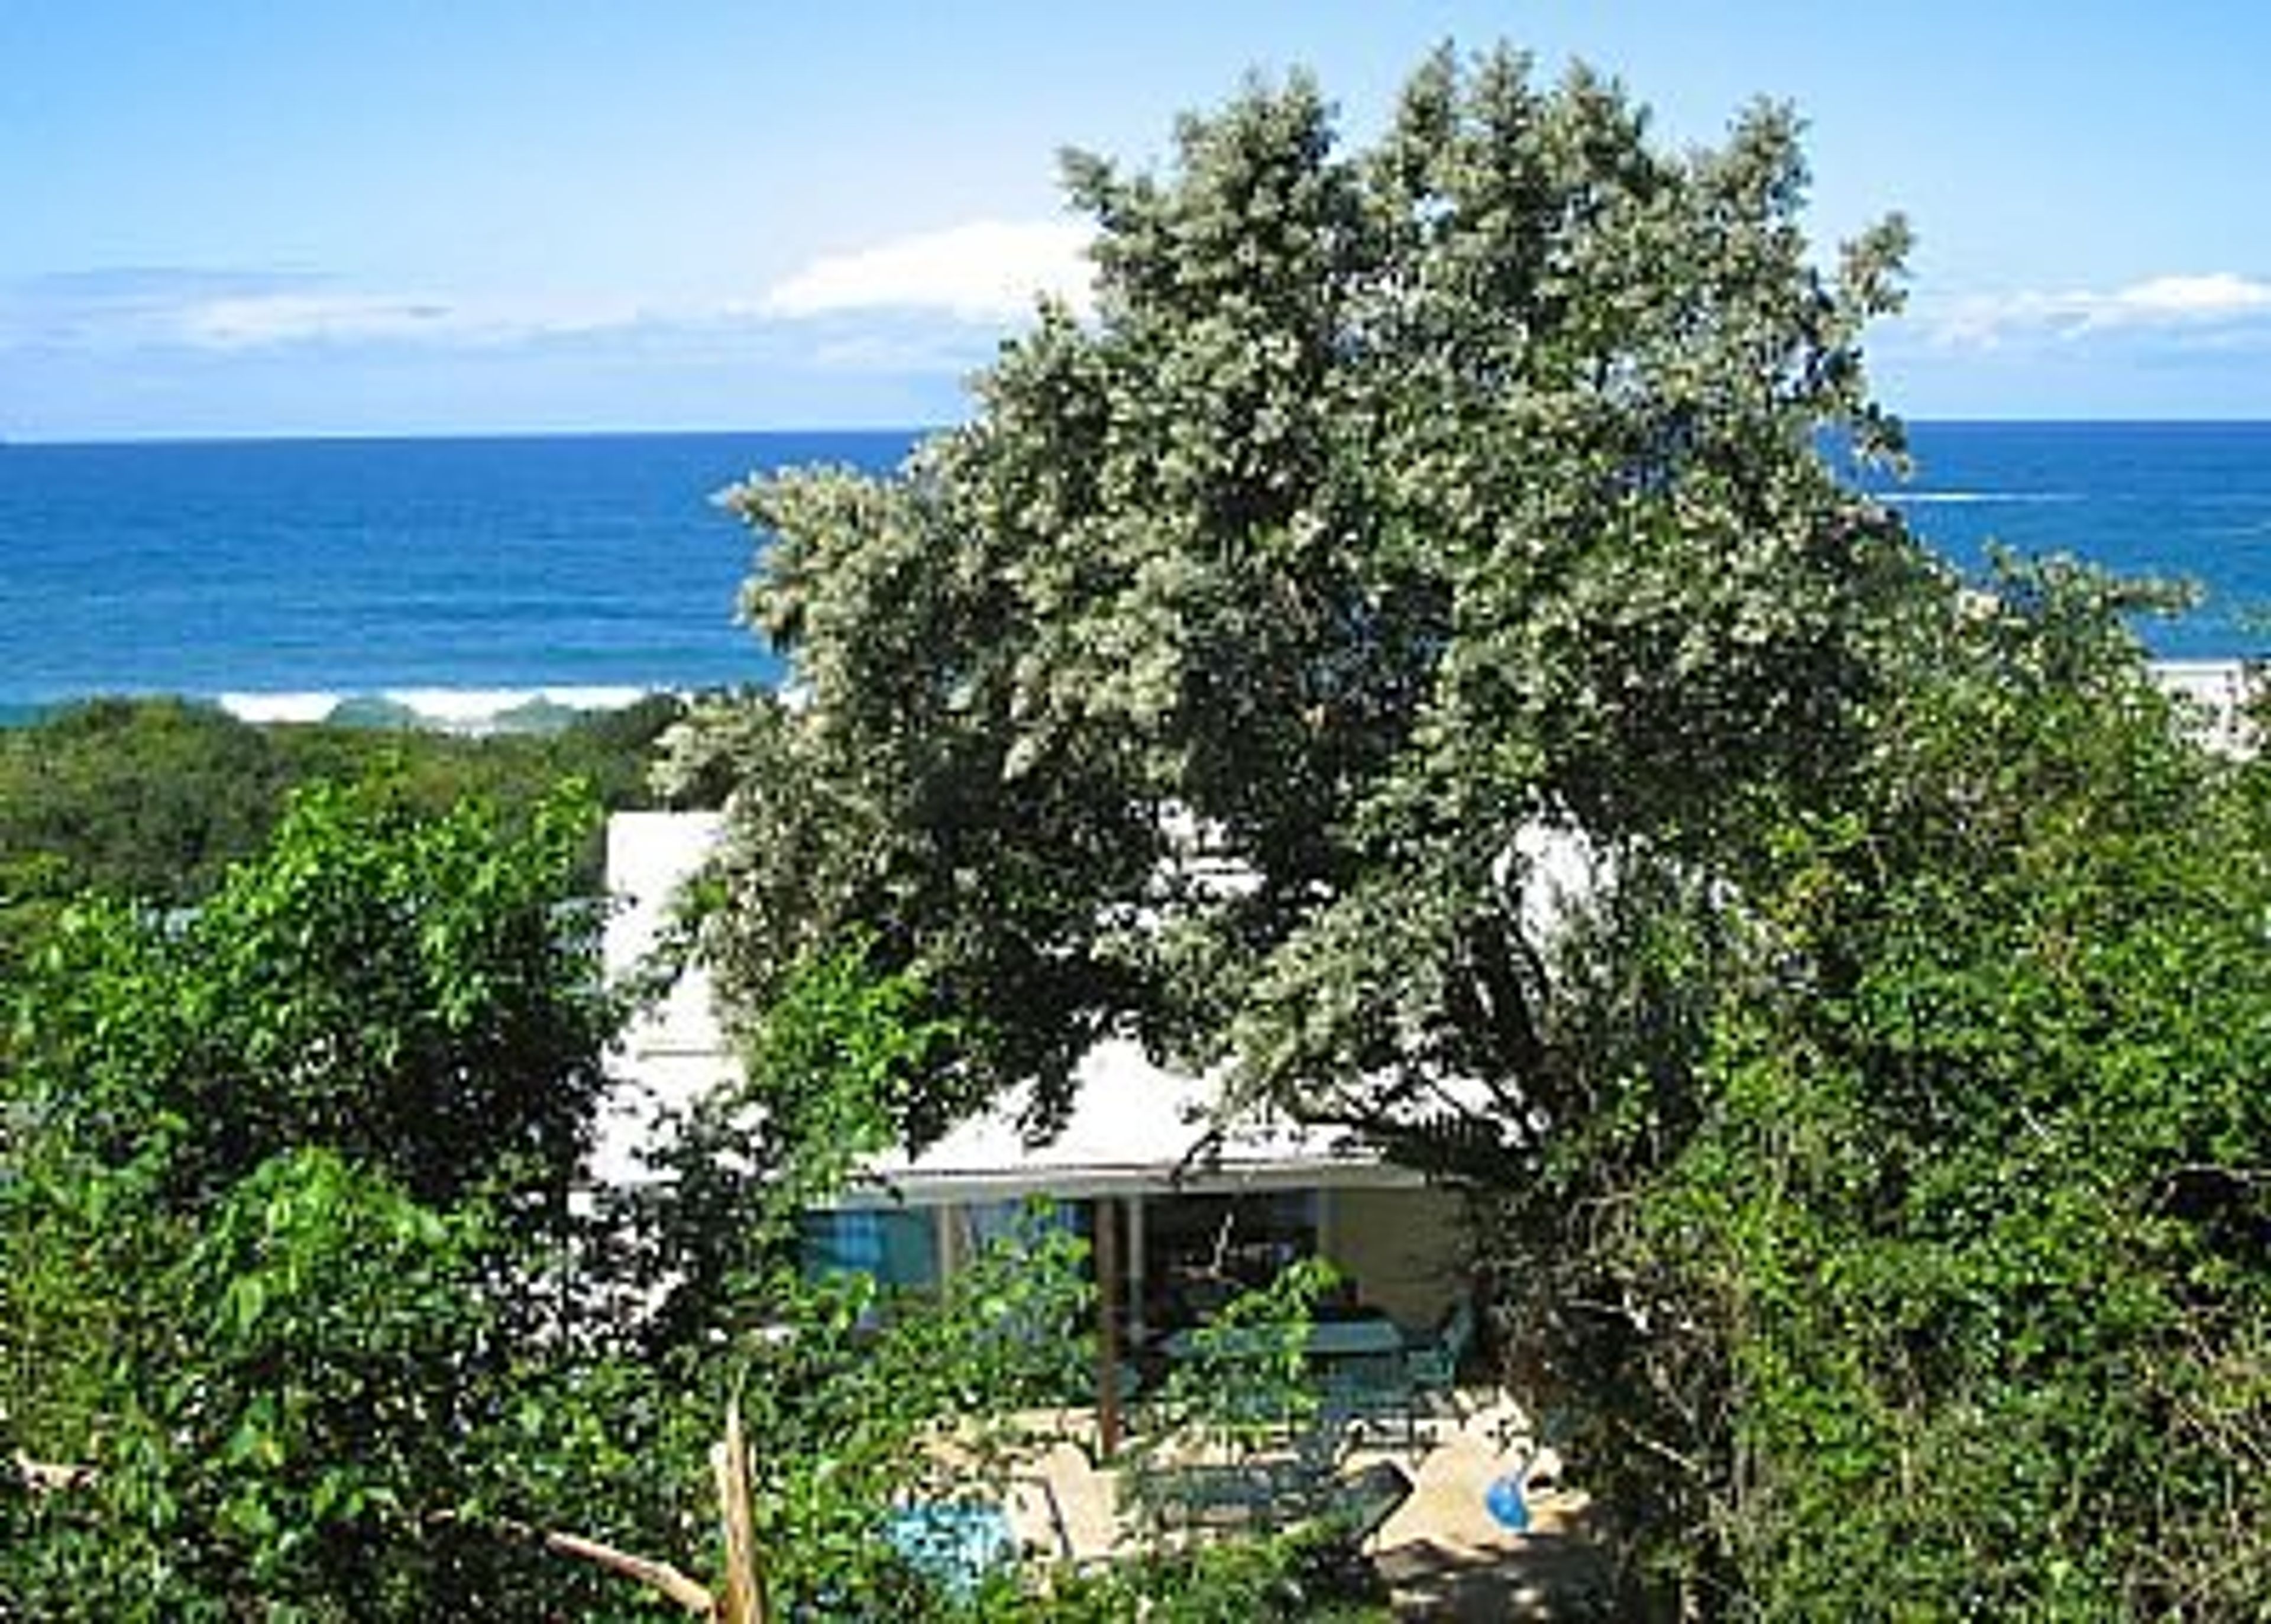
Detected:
left=9, top=413, right=2271, bottom=450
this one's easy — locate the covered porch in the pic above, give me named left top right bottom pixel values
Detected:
left=804, top=1036, right=1475, bottom=1452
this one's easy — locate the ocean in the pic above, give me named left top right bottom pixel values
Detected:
left=2, top=422, right=2266, bottom=727
left=1855, top=421, right=2271, bottom=659
left=0, top=430, right=918, bottom=727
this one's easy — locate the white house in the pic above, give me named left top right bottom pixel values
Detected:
left=2150, top=658, right=2263, bottom=756
left=600, top=811, right=1470, bottom=1342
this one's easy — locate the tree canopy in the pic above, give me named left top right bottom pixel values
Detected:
left=684, top=41, right=1925, bottom=1157
left=0, top=692, right=694, bottom=969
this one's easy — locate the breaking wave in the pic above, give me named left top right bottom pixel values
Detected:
left=216, top=685, right=665, bottom=733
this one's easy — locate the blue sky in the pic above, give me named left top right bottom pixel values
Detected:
left=4, top=1, right=2266, bottom=439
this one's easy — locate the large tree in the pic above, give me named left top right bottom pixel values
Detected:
left=681, top=42, right=1924, bottom=1162
left=676, top=44, right=2271, bottom=1613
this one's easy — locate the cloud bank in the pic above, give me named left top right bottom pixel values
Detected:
left=14, top=243, right=2266, bottom=436
left=0, top=269, right=635, bottom=354
left=5, top=216, right=1098, bottom=365
left=174, top=291, right=654, bottom=351
left=761, top=220, right=1094, bottom=321
left=1934, top=271, right=2271, bottom=347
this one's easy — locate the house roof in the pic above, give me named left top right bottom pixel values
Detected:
left=844, top=1037, right=1421, bottom=1207
left=600, top=810, right=1419, bottom=1202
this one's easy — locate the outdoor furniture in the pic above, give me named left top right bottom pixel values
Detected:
left=1128, top=1447, right=1415, bottom=1580
left=1403, top=1295, right=1477, bottom=1420
left=1133, top=1458, right=1290, bottom=1534
left=1157, top=1314, right=1407, bottom=1364
left=1318, top=1349, right=1420, bottom=1444
left=1157, top=1313, right=1421, bottom=1447
left=1125, top=1416, right=1357, bottom=1539
left=882, top=1502, right=1016, bottom=1596
left=1326, top=1458, right=1415, bottom=1549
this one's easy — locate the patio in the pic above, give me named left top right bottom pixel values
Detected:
left=986, top=1387, right=1612, bottom=1619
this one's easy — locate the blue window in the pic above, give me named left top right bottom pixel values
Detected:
left=799, top=1206, right=939, bottom=1290
left=963, top=1195, right=1091, bottom=1258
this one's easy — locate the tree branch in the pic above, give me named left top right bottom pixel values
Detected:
left=12, top=1452, right=96, bottom=1494
left=540, top=1529, right=717, bottom=1616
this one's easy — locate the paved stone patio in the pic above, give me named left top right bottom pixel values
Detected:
left=992, top=1389, right=1615, bottom=1619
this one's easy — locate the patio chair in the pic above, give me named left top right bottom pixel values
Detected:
left=1130, top=1457, right=1282, bottom=1535
left=1319, top=1351, right=1420, bottom=1448
left=1403, top=1295, right=1477, bottom=1419
left=1324, top=1458, right=1415, bottom=1550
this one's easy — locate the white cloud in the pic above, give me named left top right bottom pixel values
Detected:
left=180, top=293, right=460, bottom=348
left=175, top=291, right=648, bottom=350
left=2108, top=273, right=2271, bottom=319
left=804, top=329, right=995, bottom=374
left=11, top=232, right=1096, bottom=365
left=1, top=269, right=665, bottom=355
left=762, top=219, right=1094, bottom=322
left=1932, top=271, right=2271, bottom=347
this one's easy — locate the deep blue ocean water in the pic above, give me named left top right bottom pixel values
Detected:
left=1855, top=421, right=2271, bottom=660
left=0, top=430, right=918, bottom=725
left=2, top=422, right=2266, bottom=726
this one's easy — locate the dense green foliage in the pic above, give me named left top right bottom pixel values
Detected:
left=1, top=784, right=617, bottom=1615
left=1481, top=562, right=2271, bottom=1614
left=0, top=692, right=691, bottom=962
left=0, top=786, right=1334, bottom=1617
left=670, top=42, right=2271, bottom=1618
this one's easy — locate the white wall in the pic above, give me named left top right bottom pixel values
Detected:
left=2150, top=659, right=2260, bottom=756
left=1322, top=1184, right=1467, bottom=1329
left=596, top=810, right=735, bottom=1184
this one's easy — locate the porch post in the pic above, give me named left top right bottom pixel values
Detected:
left=1125, top=1193, right=1146, bottom=1341
left=935, top=1201, right=960, bottom=1283
left=1095, top=1193, right=1122, bottom=1457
